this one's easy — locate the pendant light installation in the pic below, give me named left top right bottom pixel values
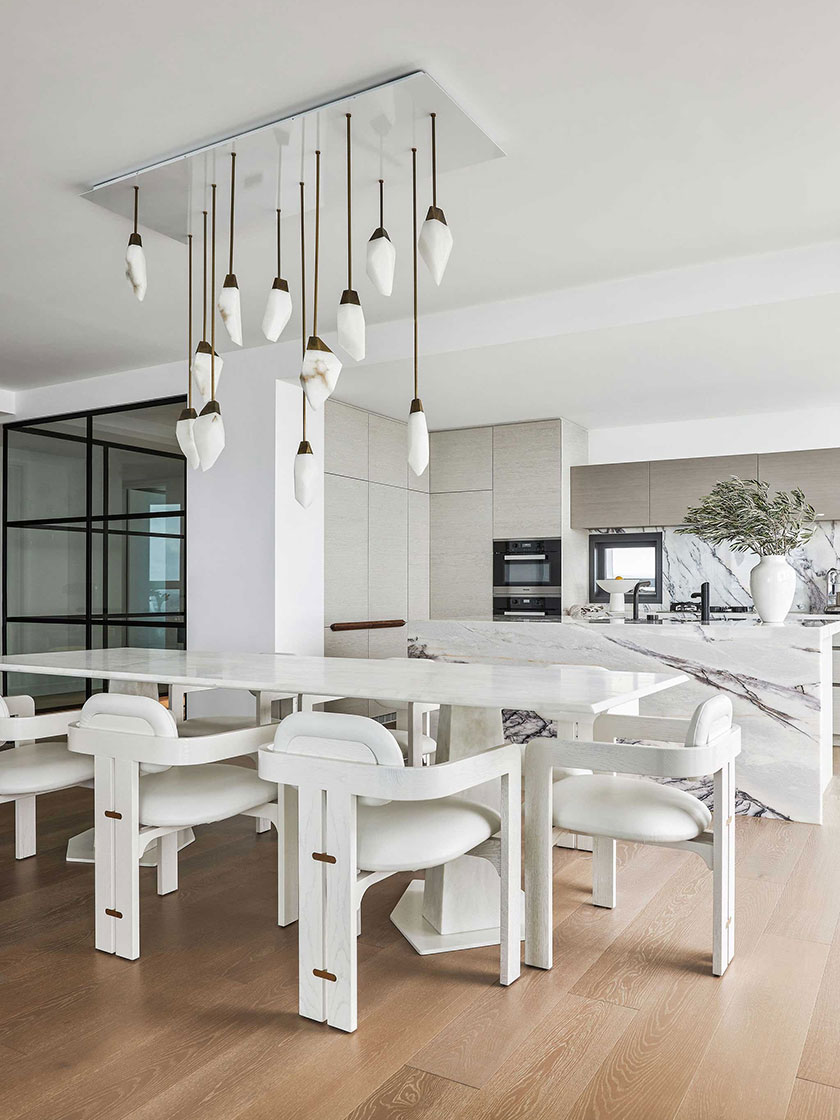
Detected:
left=294, top=179, right=316, bottom=508
left=407, top=147, right=429, bottom=477
left=125, top=185, right=147, bottom=301
left=300, top=149, right=342, bottom=409
left=418, top=113, right=453, bottom=286
left=218, top=150, right=243, bottom=345
left=193, top=183, right=225, bottom=471
left=176, top=233, right=201, bottom=470
left=262, top=147, right=292, bottom=341
left=192, top=202, right=224, bottom=400
left=336, top=114, right=365, bottom=361
left=366, top=178, right=396, bottom=296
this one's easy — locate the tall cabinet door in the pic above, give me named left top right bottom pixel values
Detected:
left=493, top=421, right=562, bottom=538
left=430, top=491, right=493, bottom=619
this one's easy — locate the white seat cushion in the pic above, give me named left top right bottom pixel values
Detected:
left=388, top=729, right=436, bottom=758
left=139, top=763, right=276, bottom=827
left=357, top=797, right=500, bottom=872
left=0, top=741, right=94, bottom=795
left=552, top=774, right=711, bottom=844
left=178, top=716, right=274, bottom=738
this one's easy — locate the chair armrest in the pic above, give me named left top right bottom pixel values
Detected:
left=3, top=695, right=35, bottom=719
left=0, top=708, right=83, bottom=741
left=67, top=722, right=276, bottom=766
left=593, top=713, right=693, bottom=744
left=527, top=727, right=741, bottom=780
left=258, top=743, right=521, bottom=801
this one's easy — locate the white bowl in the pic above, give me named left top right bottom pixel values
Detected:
left=596, top=579, right=640, bottom=595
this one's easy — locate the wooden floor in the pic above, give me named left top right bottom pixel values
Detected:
left=3, top=777, right=840, bottom=1120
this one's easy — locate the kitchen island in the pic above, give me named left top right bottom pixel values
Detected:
left=409, top=617, right=840, bottom=823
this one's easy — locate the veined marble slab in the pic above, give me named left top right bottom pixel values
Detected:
left=410, top=618, right=840, bottom=823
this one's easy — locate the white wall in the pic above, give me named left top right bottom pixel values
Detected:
left=589, top=403, right=840, bottom=464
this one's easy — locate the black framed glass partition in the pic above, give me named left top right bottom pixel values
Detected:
left=3, top=397, right=187, bottom=710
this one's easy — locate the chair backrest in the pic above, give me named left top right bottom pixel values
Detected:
left=79, top=694, right=178, bottom=773
left=685, top=695, right=733, bottom=747
left=272, top=711, right=404, bottom=806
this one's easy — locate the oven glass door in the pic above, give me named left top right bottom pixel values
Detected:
left=501, top=554, right=553, bottom=586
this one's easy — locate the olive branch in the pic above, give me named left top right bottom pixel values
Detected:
left=676, top=477, right=816, bottom=557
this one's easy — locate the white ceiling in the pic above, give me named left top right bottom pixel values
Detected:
left=4, top=0, right=840, bottom=429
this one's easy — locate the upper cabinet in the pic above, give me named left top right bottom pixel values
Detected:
left=492, top=421, right=562, bottom=538
left=759, top=449, right=840, bottom=520
left=649, top=454, right=757, bottom=525
left=570, top=461, right=650, bottom=528
left=430, top=428, right=492, bottom=493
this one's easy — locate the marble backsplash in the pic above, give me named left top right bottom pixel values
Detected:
left=591, top=524, right=840, bottom=613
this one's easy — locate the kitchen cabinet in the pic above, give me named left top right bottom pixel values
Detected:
left=650, top=454, right=757, bottom=525
left=324, top=400, right=368, bottom=481
left=369, top=414, right=407, bottom=488
left=430, top=427, right=492, bottom=493
left=408, top=490, right=430, bottom=621
left=570, top=461, right=650, bottom=528
left=324, top=474, right=369, bottom=624
left=430, top=491, right=493, bottom=619
left=493, top=421, right=562, bottom=538
left=759, top=448, right=840, bottom=520
left=368, top=483, right=408, bottom=620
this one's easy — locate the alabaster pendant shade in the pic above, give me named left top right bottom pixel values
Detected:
left=407, top=399, right=429, bottom=476
left=191, top=341, right=224, bottom=402
left=336, top=290, right=365, bottom=361
left=300, top=336, right=342, bottom=410
left=294, top=440, right=317, bottom=508
left=366, top=229, right=396, bottom=297
left=262, top=278, right=292, bottom=341
left=193, top=401, right=225, bottom=472
left=175, top=407, right=200, bottom=471
left=125, top=233, right=147, bottom=301
left=418, top=207, right=453, bottom=286
left=218, top=275, right=242, bottom=346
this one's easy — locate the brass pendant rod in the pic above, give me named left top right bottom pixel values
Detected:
left=211, top=182, right=217, bottom=400
left=345, top=114, right=352, bottom=289
left=313, top=149, right=321, bottom=336
left=300, top=179, right=307, bottom=441
left=412, top=147, right=418, bottom=399
left=133, top=185, right=139, bottom=234
left=276, top=208, right=282, bottom=276
left=228, top=151, right=236, bottom=274
left=201, top=209, right=208, bottom=341
left=430, top=113, right=437, bottom=209
left=187, top=234, right=193, bottom=409
left=379, top=178, right=384, bottom=229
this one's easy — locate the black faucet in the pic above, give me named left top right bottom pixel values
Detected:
left=632, top=580, right=652, bottom=620
left=691, top=581, right=711, bottom=624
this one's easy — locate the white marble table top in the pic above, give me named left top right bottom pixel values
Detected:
left=0, top=647, right=686, bottom=714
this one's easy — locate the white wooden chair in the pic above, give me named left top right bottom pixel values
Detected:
left=525, top=694, right=740, bottom=977
left=0, top=695, right=91, bottom=859
left=67, top=694, right=282, bottom=961
left=258, top=711, right=521, bottom=1033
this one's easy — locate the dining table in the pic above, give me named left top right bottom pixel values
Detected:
left=0, top=647, right=687, bottom=954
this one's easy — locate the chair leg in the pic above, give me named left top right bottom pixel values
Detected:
left=713, top=760, right=736, bottom=976
left=592, top=837, right=616, bottom=908
left=277, top=785, right=299, bottom=927
left=325, top=790, right=358, bottom=1032
left=297, top=787, right=327, bottom=1023
left=14, top=795, right=36, bottom=859
left=524, top=747, right=554, bottom=970
left=500, top=771, right=521, bottom=986
left=113, top=758, right=141, bottom=961
left=94, top=756, right=117, bottom=954
left=156, top=832, right=179, bottom=896
left=255, top=817, right=271, bottom=834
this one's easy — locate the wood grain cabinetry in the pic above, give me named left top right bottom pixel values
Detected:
left=492, top=421, right=562, bottom=538
left=759, top=448, right=840, bottom=519
left=430, top=491, right=493, bottom=619
left=649, top=454, right=757, bottom=525
left=430, top=428, right=493, bottom=493
left=570, top=461, right=650, bottom=528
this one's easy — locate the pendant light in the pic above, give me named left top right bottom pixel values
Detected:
left=194, top=182, right=225, bottom=471
left=366, top=178, right=396, bottom=297
left=407, top=147, right=429, bottom=476
left=176, top=232, right=201, bottom=470
left=125, top=185, right=147, bottom=301
left=262, top=144, right=292, bottom=341
left=300, top=148, right=342, bottom=410
left=336, top=113, right=365, bottom=361
left=418, top=113, right=453, bottom=286
left=191, top=199, right=224, bottom=400
left=294, top=178, right=316, bottom=508
left=218, top=150, right=243, bottom=346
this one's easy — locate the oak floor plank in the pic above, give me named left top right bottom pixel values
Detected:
left=785, top=1079, right=840, bottom=1120
left=342, top=1066, right=475, bottom=1120
left=673, top=935, right=829, bottom=1120
left=735, top=815, right=812, bottom=885
left=797, top=919, right=840, bottom=1088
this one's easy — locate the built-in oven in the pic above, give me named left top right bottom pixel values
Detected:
left=493, top=593, right=563, bottom=620
left=493, top=538, right=562, bottom=619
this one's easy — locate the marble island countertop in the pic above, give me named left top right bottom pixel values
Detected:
left=483, top=615, right=840, bottom=634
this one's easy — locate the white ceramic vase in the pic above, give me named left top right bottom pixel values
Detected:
left=750, top=555, right=795, bottom=624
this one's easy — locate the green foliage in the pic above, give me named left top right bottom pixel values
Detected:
left=676, top=477, right=816, bottom=556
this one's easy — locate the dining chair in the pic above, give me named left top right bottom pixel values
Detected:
left=258, top=711, right=521, bottom=1033
left=68, top=694, right=282, bottom=960
left=524, top=694, right=740, bottom=977
left=0, top=695, right=92, bottom=859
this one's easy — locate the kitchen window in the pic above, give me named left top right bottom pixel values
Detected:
left=589, top=532, right=663, bottom=604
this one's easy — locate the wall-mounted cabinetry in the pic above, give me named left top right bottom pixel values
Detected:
left=571, top=447, right=840, bottom=528
left=492, top=421, right=562, bottom=538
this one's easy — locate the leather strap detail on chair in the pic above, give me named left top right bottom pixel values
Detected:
left=104, top=810, right=122, bottom=820
left=312, top=852, right=336, bottom=864
left=105, top=908, right=123, bottom=918
left=313, top=968, right=337, bottom=982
